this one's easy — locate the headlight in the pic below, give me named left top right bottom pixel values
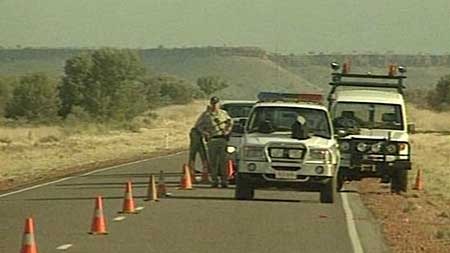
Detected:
left=371, top=143, right=382, bottom=153
left=356, top=142, right=368, bottom=152
left=226, top=146, right=237, bottom=153
left=244, top=146, right=266, bottom=161
left=288, top=149, right=304, bottom=159
left=269, top=148, right=284, bottom=158
left=386, top=143, right=397, bottom=154
left=308, top=149, right=331, bottom=163
left=340, top=141, right=350, bottom=151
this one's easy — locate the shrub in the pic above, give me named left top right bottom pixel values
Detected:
left=427, top=75, right=450, bottom=110
left=5, top=73, right=60, bottom=122
left=59, top=49, right=147, bottom=121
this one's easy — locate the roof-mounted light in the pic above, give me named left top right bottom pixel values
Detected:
left=257, top=92, right=323, bottom=104
left=398, top=66, right=407, bottom=74
left=330, top=62, right=340, bottom=71
left=388, top=64, right=397, bottom=76
left=342, top=62, right=350, bottom=74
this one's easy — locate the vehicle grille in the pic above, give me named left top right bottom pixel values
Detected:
left=272, top=166, right=301, bottom=171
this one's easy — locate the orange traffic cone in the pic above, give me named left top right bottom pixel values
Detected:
left=179, top=164, right=193, bottom=190
left=89, top=196, right=108, bottom=235
left=119, top=181, right=138, bottom=214
left=226, top=160, right=235, bottom=180
left=413, top=168, right=424, bottom=191
left=157, top=170, right=168, bottom=198
left=144, top=175, right=159, bottom=202
left=20, top=217, right=38, bottom=253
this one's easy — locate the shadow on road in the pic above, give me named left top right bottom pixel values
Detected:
left=166, top=195, right=316, bottom=203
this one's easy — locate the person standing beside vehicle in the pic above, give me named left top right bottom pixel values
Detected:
left=201, top=96, right=233, bottom=188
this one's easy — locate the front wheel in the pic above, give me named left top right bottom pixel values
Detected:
left=235, top=174, right=254, bottom=200
left=337, top=169, right=345, bottom=192
left=320, top=177, right=336, bottom=204
left=390, top=169, right=408, bottom=193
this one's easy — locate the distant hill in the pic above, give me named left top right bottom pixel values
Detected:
left=1, top=47, right=449, bottom=98
left=141, top=50, right=317, bottom=99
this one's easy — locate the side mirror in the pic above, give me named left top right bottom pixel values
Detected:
left=407, top=123, right=416, bottom=134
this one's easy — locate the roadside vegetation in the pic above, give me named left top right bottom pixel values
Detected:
left=0, top=48, right=232, bottom=190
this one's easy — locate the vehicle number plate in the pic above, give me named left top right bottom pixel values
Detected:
left=275, top=171, right=297, bottom=179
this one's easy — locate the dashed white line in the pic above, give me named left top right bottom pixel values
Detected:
left=0, top=151, right=184, bottom=199
left=56, top=244, right=73, bottom=250
left=135, top=206, right=145, bottom=211
left=113, top=216, right=126, bottom=221
left=341, top=192, right=364, bottom=253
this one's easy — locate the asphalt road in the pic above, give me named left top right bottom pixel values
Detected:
left=0, top=152, right=389, bottom=253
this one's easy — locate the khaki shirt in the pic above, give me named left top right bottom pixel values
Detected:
left=196, top=108, right=232, bottom=137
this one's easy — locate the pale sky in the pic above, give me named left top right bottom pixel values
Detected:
left=1, top=0, right=449, bottom=54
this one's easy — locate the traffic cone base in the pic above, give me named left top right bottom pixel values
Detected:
left=89, top=196, right=108, bottom=235
left=89, top=231, right=109, bottom=235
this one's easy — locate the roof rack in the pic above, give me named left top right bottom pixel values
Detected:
left=257, top=92, right=324, bottom=105
left=327, top=63, right=408, bottom=106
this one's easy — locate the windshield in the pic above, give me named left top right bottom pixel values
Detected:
left=332, top=102, right=404, bottom=130
left=221, top=103, right=254, bottom=118
left=247, top=106, right=332, bottom=138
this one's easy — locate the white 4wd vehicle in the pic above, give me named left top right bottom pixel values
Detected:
left=221, top=100, right=256, bottom=182
left=235, top=92, right=340, bottom=203
left=327, top=63, right=413, bottom=193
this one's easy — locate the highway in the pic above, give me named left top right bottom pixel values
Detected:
left=0, top=152, right=389, bottom=253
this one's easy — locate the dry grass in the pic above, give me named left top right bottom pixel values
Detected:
left=404, top=105, right=450, bottom=198
left=407, top=104, right=450, bottom=132
left=411, top=134, right=450, bottom=197
left=0, top=101, right=206, bottom=186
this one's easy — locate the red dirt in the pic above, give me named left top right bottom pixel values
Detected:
left=358, top=179, right=450, bottom=253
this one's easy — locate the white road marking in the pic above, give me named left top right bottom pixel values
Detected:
left=341, top=192, right=364, bottom=253
left=0, top=151, right=184, bottom=198
left=135, top=206, right=144, bottom=211
left=113, top=216, right=126, bottom=221
left=56, top=244, right=73, bottom=250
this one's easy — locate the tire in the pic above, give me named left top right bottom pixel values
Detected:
left=337, top=169, right=344, bottom=192
left=234, top=174, right=254, bottom=200
left=390, top=169, right=408, bottom=193
left=320, top=177, right=336, bottom=204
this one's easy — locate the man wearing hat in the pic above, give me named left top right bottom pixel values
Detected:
left=195, top=96, right=233, bottom=188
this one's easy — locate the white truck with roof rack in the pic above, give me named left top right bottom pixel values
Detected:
left=327, top=63, right=414, bottom=193
left=235, top=92, right=340, bottom=203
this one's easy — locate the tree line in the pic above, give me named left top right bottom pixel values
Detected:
left=0, top=48, right=228, bottom=124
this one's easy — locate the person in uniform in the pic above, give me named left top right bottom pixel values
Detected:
left=198, top=96, right=233, bottom=188
left=188, top=105, right=210, bottom=181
